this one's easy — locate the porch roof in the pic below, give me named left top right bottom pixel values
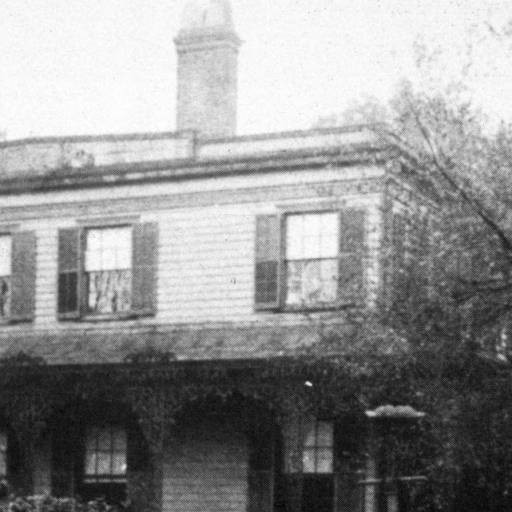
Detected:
left=0, top=322, right=405, bottom=366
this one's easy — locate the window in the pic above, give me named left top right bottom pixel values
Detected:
left=85, top=227, right=132, bottom=314
left=286, top=213, right=339, bottom=306
left=302, top=419, right=334, bottom=473
left=281, top=418, right=335, bottom=512
left=57, top=222, right=158, bottom=319
left=0, top=236, right=11, bottom=319
left=84, top=426, right=127, bottom=483
left=254, top=209, right=365, bottom=311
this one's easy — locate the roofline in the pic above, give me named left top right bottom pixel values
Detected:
left=202, top=123, right=386, bottom=144
left=0, top=144, right=399, bottom=195
left=0, top=130, right=195, bottom=149
left=0, top=123, right=385, bottom=149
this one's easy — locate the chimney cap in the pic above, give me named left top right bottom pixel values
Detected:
left=180, top=0, right=235, bottom=32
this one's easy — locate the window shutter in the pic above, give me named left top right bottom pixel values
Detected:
left=334, top=419, right=364, bottom=512
left=255, top=215, right=281, bottom=310
left=58, top=228, right=81, bottom=319
left=392, top=213, right=408, bottom=302
left=248, top=424, right=275, bottom=512
left=338, top=209, right=366, bottom=305
left=132, top=222, right=158, bottom=315
left=10, top=231, right=37, bottom=321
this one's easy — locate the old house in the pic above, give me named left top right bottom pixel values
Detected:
left=0, top=1, right=430, bottom=512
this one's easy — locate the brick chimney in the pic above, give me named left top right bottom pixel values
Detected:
left=175, top=0, right=241, bottom=138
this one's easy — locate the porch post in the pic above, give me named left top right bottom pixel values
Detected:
left=276, top=395, right=306, bottom=512
left=128, top=386, right=178, bottom=512
left=6, top=391, right=52, bottom=495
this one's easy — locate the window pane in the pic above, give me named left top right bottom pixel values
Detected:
left=316, top=422, right=334, bottom=447
left=87, top=270, right=132, bottom=314
left=0, top=432, right=7, bottom=476
left=0, top=277, right=10, bottom=319
left=97, top=430, right=112, bottom=451
left=86, top=428, right=100, bottom=450
left=0, top=237, right=11, bottom=277
left=96, top=453, right=111, bottom=475
left=113, top=428, right=127, bottom=452
left=303, top=420, right=316, bottom=447
left=286, top=261, right=304, bottom=305
left=112, top=454, right=127, bottom=475
left=303, top=448, right=316, bottom=473
left=318, top=260, right=338, bottom=302
left=287, top=213, right=338, bottom=260
left=286, top=215, right=304, bottom=260
left=85, top=452, right=97, bottom=476
left=86, top=228, right=132, bottom=272
left=286, top=260, right=338, bottom=305
left=316, top=448, right=333, bottom=473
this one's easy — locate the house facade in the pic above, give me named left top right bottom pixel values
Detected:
left=0, top=2, right=428, bottom=512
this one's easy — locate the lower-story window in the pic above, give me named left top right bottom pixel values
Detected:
left=0, top=431, right=7, bottom=498
left=301, top=419, right=334, bottom=512
left=282, top=418, right=335, bottom=512
left=83, top=426, right=127, bottom=503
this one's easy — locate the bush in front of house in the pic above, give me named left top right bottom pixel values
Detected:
left=8, top=495, right=128, bottom=512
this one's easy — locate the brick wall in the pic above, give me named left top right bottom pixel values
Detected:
left=162, top=415, right=248, bottom=512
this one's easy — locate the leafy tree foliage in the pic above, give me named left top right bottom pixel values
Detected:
left=310, top=30, right=512, bottom=510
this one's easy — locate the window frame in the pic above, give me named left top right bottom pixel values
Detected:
left=0, top=234, right=12, bottom=323
left=283, top=210, right=342, bottom=311
left=281, top=417, right=336, bottom=512
left=56, top=220, right=158, bottom=322
left=255, top=202, right=366, bottom=313
left=83, top=225, right=133, bottom=318
left=301, top=419, right=334, bottom=475
left=83, top=425, right=128, bottom=484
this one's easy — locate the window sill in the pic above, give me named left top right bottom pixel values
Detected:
left=0, top=316, right=33, bottom=325
left=58, top=309, right=154, bottom=322
left=259, top=302, right=359, bottom=314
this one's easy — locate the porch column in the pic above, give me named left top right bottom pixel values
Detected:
left=276, top=396, right=306, bottom=512
left=128, top=387, right=178, bottom=512
left=6, top=390, right=53, bottom=495
left=362, top=422, right=380, bottom=512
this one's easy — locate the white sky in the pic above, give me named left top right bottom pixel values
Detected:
left=0, top=0, right=511, bottom=140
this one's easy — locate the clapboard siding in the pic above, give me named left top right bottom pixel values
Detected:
left=0, top=167, right=385, bottom=330
left=163, top=417, right=248, bottom=512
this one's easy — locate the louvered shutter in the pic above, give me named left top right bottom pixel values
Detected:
left=255, top=215, right=281, bottom=310
left=57, top=228, right=81, bottom=319
left=338, top=209, right=366, bottom=305
left=10, top=231, right=37, bottom=321
left=132, top=222, right=158, bottom=315
left=334, top=419, right=364, bottom=512
left=392, top=213, right=408, bottom=302
left=248, top=418, right=275, bottom=512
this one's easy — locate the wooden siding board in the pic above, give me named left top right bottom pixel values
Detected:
left=0, top=166, right=385, bottom=342
left=162, top=417, right=248, bottom=512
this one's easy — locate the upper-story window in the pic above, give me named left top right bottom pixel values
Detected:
left=0, top=232, right=36, bottom=323
left=85, top=227, right=132, bottom=315
left=0, top=236, right=11, bottom=319
left=255, top=208, right=366, bottom=311
left=286, top=213, right=339, bottom=306
left=58, top=222, right=158, bottom=320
